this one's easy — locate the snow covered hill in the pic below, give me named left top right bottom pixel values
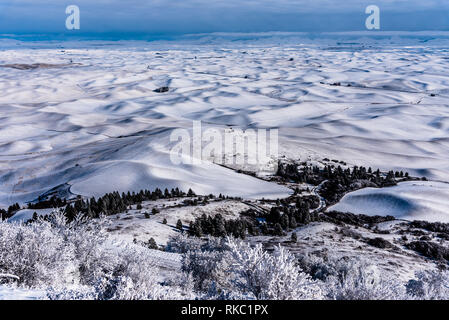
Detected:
left=1, top=38, right=449, bottom=211
left=328, top=181, right=449, bottom=222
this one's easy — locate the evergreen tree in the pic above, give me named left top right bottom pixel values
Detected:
left=64, top=204, right=77, bottom=222
left=213, top=214, right=226, bottom=237
left=273, top=223, right=284, bottom=236
left=146, top=238, right=158, bottom=250
left=303, top=211, right=311, bottom=225
left=260, top=224, right=269, bottom=235
left=280, top=214, right=289, bottom=230
left=289, top=216, right=297, bottom=228
left=268, top=207, right=281, bottom=223
left=176, top=219, right=183, bottom=231
left=291, top=232, right=298, bottom=243
left=192, top=221, right=203, bottom=237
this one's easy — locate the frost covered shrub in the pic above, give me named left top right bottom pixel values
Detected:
left=0, top=215, right=76, bottom=288
left=297, top=252, right=339, bottom=281
left=176, top=235, right=230, bottom=293
left=168, top=234, right=231, bottom=294
left=324, top=258, right=407, bottom=300
left=406, top=270, right=449, bottom=300
left=227, top=240, right=323, bottom=300
left=45, top=212, right=115, bottom=285
left=297, top=252, right=408, bottom=300
left=166, top=233, right=204, bottom=254
left=46, top=286, right=96, bottom=300
left=182, top=249, right=230, bottom=293
left=0, top=211, right=165, bottom=299
left=48, top=274, right=187, bottom=300
left=95, top=245, right=163, bottom=300
left=166, top=233, right=225, bottom=254
left=180, top=236, right=323, bottom=300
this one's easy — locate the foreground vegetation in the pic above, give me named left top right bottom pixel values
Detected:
left=1, top=212, right=448, bottom=300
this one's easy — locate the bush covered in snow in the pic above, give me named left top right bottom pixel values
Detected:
left=0, top=212, right=78, bottom=288
left=0, top=211, right=179, bottom=299
left=226, top=240, right=323, bottom=299
left=297, top=253, right=407, bottom=300
left=324, top=259, right=407, bottom=300
left=1, top=213, right=448, bottom=300
left=178, top=235, right=448, bottom=300
left=177, top=236, right=322, bottom=299
left=406, top=270, right=449, bottom=300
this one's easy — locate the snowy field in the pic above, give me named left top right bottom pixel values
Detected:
left=329, top=181, right=449, bottom=222
left=0, top=285, right=45, bottom=300
left=1, top=34, right=449, bottom=222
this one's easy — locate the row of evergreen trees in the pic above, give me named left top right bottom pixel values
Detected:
left=277, top=161, right=412, bottom=188
left=64, top=187, right=196, bottom=221
left=277, top=161, right=421, bottom=205
left=267, top=204, right=318, bottom=227
left=318, top=167, right=406, bottom=204
left=1, top=187, right=196, bottom=222
left=28, top=196, right=67, bottom=210
left=189, top=213, right=251, bottom=239
left=0, top=203, right=20, bottom=220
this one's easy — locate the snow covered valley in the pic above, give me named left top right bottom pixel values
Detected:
left=1, top=39, right=449, bottom=208
left=1, top=35, right=449, bottom=299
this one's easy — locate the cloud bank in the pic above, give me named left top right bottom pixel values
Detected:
left=0, top=0, right=448, bottom=35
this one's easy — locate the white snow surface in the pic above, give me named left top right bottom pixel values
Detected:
left=328, top=181, right=449, bottom=222
left=1, top=36, right=449, bottom=223
left=7, top=208, right=54, bottom=223
left=0, top=285, right=45, bottom=300
left=105, top=198, right=249, bottom=246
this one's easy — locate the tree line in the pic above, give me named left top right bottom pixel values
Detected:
left=1, top=187, right=196, bottom=222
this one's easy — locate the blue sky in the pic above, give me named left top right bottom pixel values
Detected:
left=1, top=0, right=449, bottom=36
